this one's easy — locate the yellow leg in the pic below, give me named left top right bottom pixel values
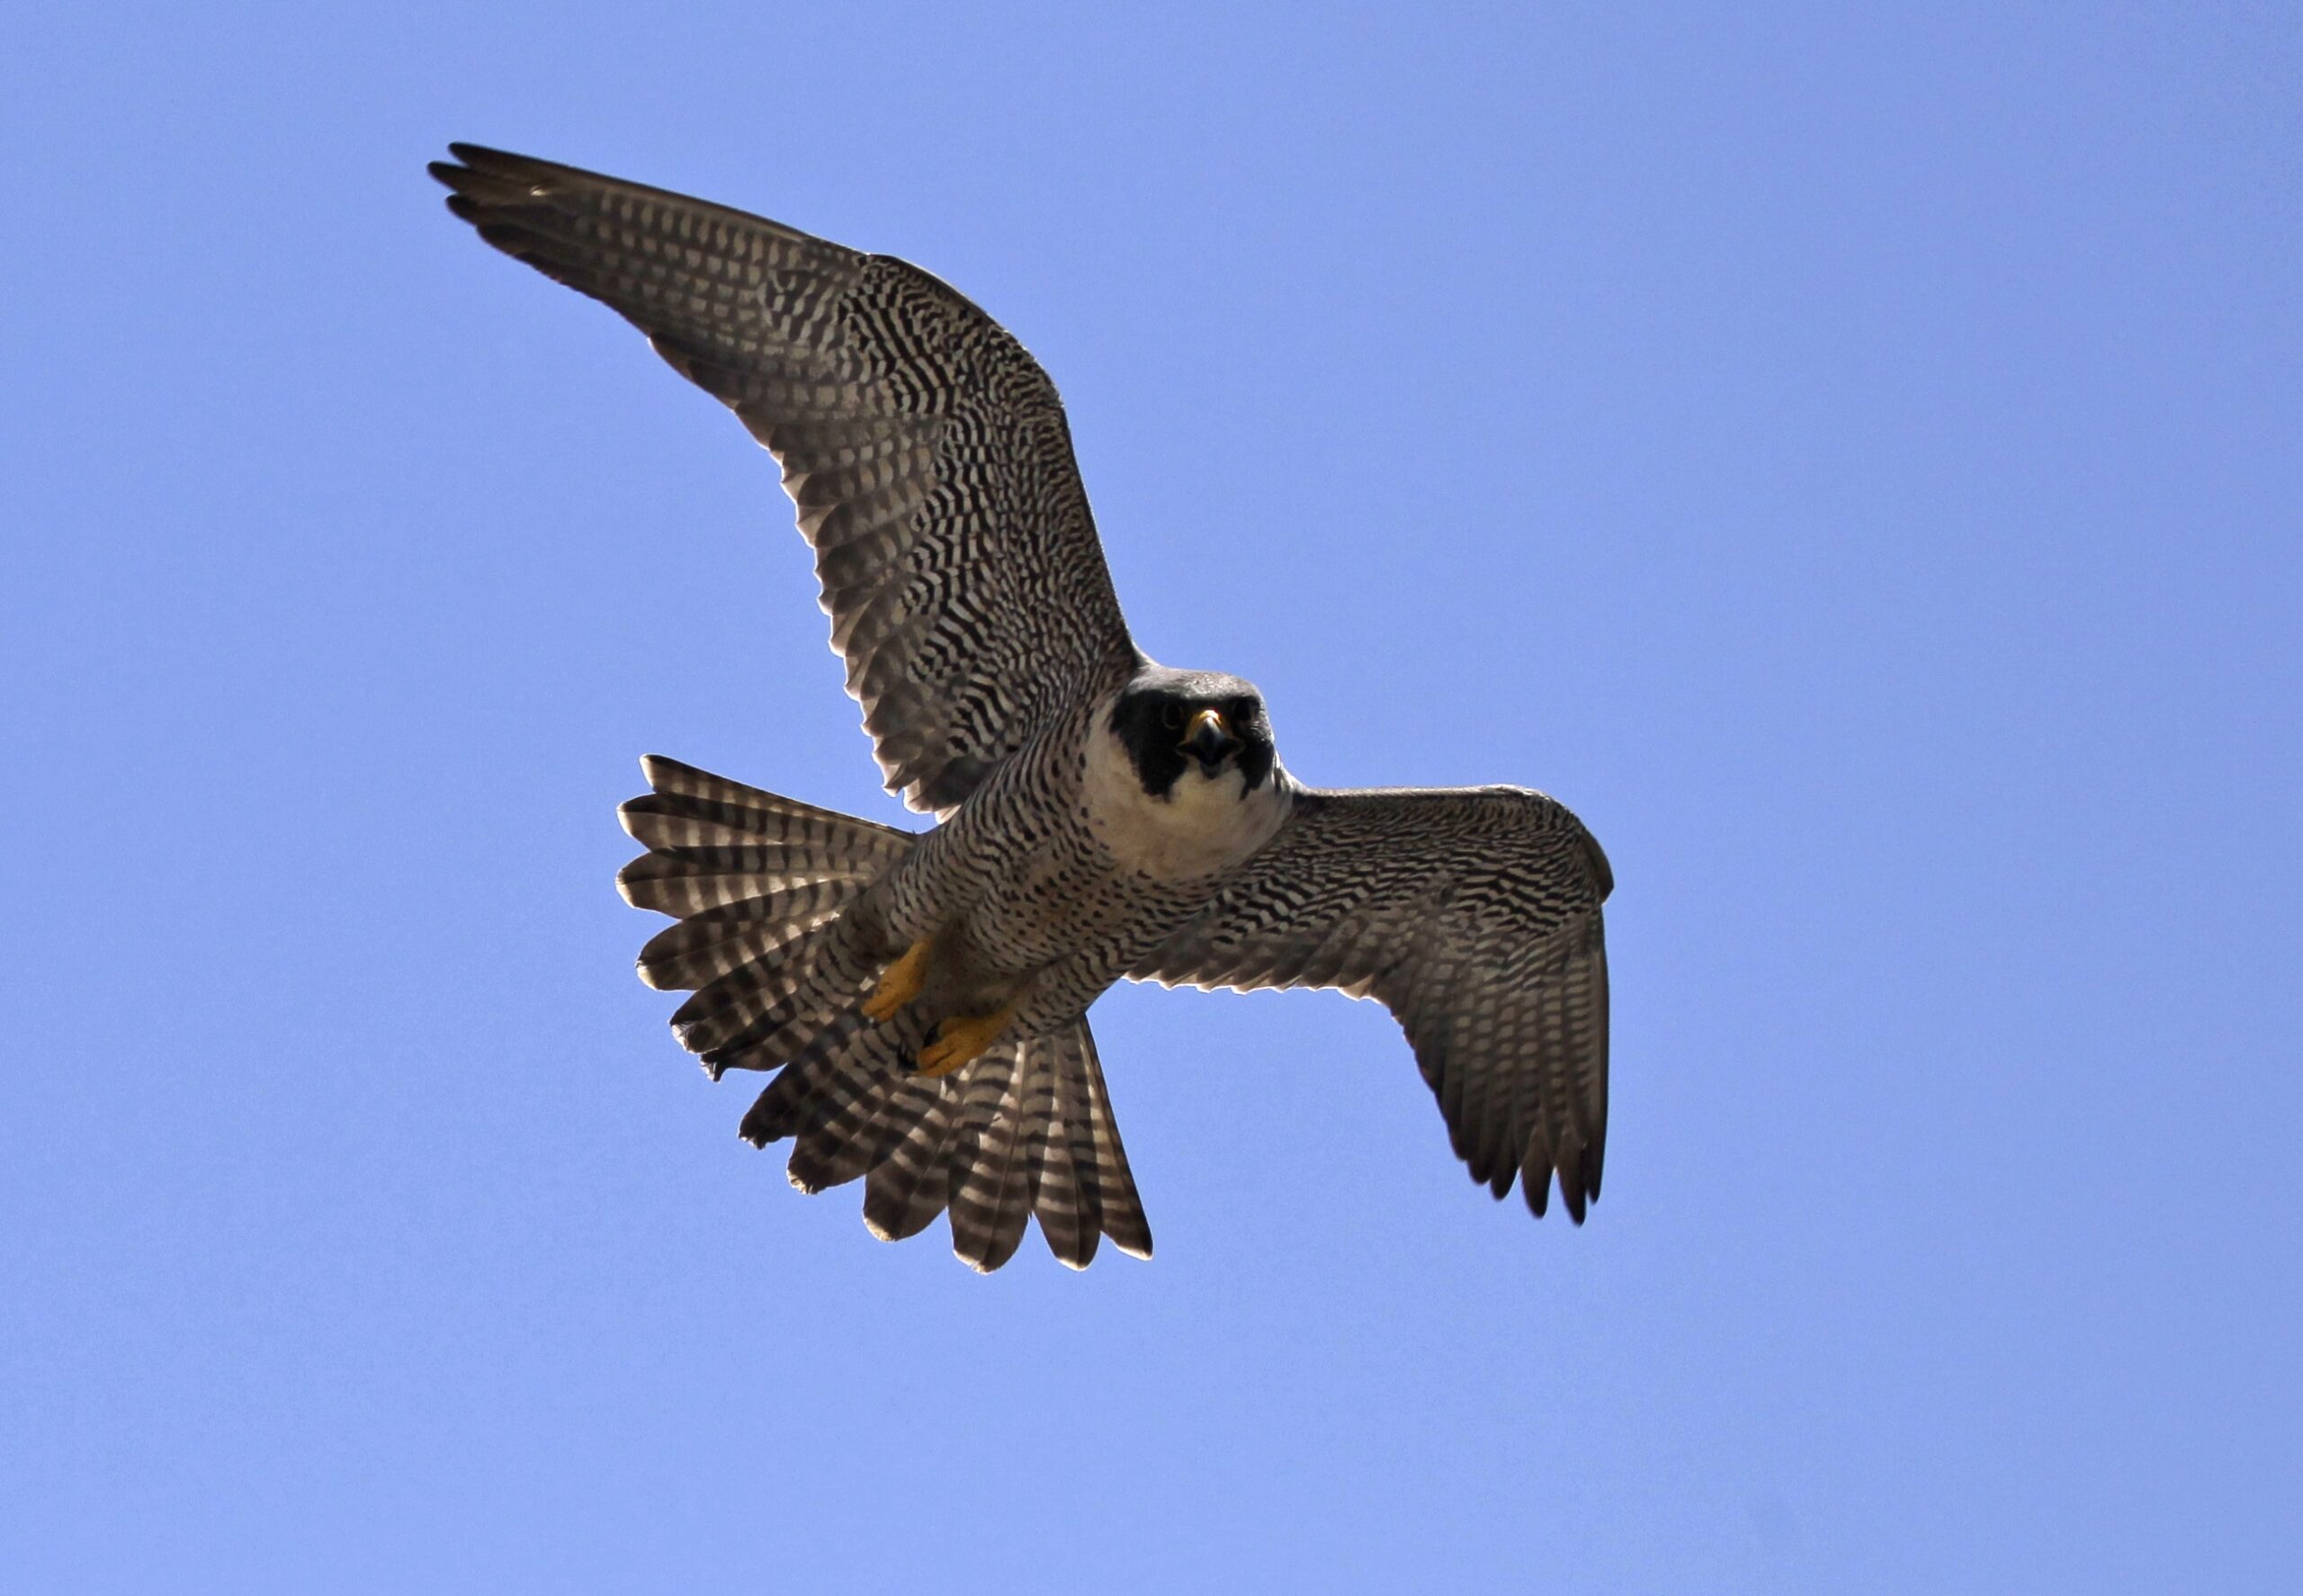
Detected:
left=916, top=1003, right=1018, bottom=1079
left=863, top=938, right=932, bottom=1023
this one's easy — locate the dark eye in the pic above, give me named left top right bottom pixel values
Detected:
left=1160, top=702, right=1183, bottom=731
left=1232, top=697, right=1258, bottom=725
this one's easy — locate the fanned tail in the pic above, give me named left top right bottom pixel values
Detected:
left=845, top=1018, right=1151, bottom=1270
left=619, top=755, right=1152, bottom=1271
left=617, top=755, right=909, bottom=1083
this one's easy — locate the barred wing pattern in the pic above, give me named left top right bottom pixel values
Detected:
left=431, top=146, right=1137, bottom=813
left=1133, top=787, right=1613, bottom=1219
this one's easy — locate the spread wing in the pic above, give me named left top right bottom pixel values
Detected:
left=431, top=145, right=1138, bottom=813
left=1132, top=786, right=1613, bottom=1220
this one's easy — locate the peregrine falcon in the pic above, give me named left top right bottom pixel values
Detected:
left=432, top=145, right=1614, bottom=1271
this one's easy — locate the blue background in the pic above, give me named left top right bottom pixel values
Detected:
left=6, top=4, right=2298, bottom=1590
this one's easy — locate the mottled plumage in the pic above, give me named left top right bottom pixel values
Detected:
left=433, top=144, right=1613, bottom=1269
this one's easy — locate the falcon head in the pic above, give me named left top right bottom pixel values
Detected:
left=1107, top=668, right=1279, bottom=800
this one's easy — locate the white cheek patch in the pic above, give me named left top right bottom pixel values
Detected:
left=1081, top=717, right=1292, bottom=881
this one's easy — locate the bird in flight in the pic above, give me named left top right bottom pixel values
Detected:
left=432, top=145, right=1614, bottom=1271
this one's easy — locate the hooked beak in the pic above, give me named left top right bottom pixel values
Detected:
left=1182, top=707, right=1238, bottom=772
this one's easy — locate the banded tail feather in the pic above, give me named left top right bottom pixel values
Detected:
left=618, top=756, right=1152, bottom=1270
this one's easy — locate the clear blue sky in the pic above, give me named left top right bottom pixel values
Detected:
left=5, top=4, right=2298, bottom=1591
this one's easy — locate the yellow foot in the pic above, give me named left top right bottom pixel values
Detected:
left=863, top=938, right=932, bottom=1023
left=916, top=1006, right=1017, bottom=1079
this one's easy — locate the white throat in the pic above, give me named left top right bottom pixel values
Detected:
left=1081, top=710, right=1293, bottom=882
